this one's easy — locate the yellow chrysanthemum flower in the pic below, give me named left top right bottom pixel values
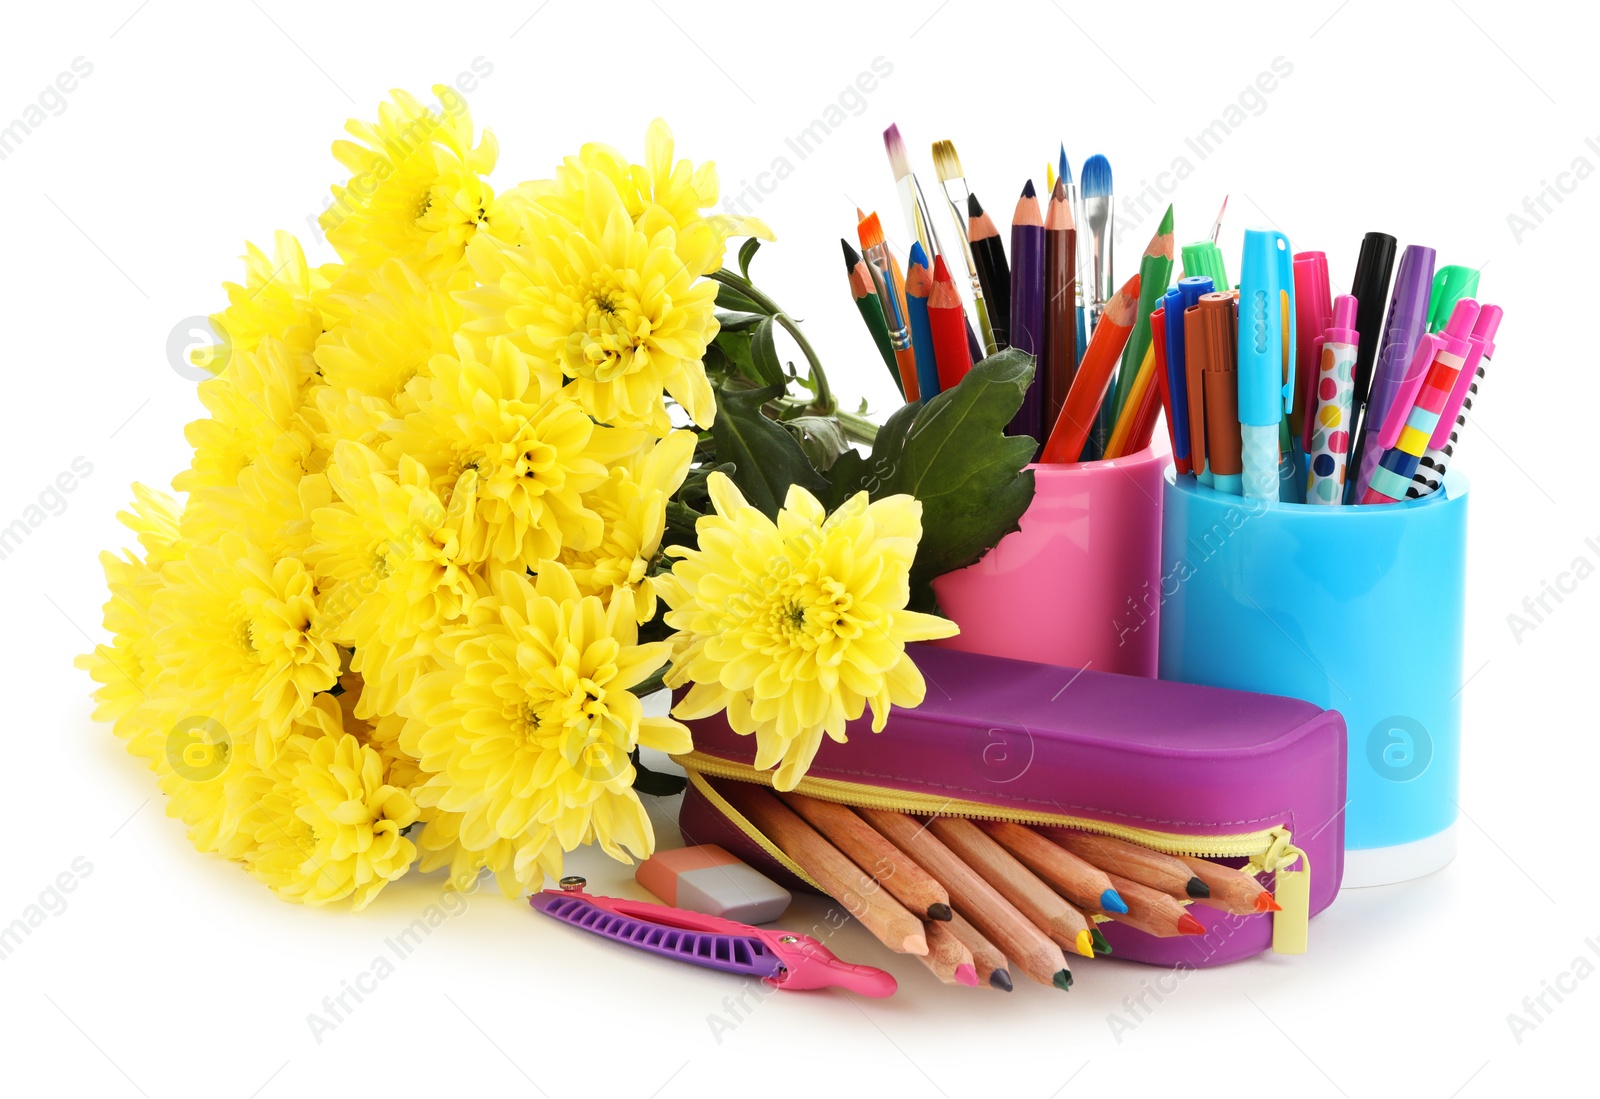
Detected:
left=180, top=453, right=330, bottom=564
left=507, top=118, right=773, bottom=275
left=158, top=707, right=272, bottom=860
left=150, top=532, right=341, bottom=761
left=399, top=563, right=691, bottom=894
left=194, top=230, right=332, bottom=378
left=309, top=442, right=481, bottom=717
left=411, top=805, right=560, bottom=898
left=384, top=335, right=643, bottom=568
left=321, top=87, right=498, bottom=278
left=248, top=718, right=419, bottom=910
left=463, top=169, right=721, bottom=434
left=174, top=337, right=317, bottom=496
left=562, top=428, right=696, bottom=620
left=313, top=260, right=468, bottom=413
left=659, top=473, right=959, bottom=790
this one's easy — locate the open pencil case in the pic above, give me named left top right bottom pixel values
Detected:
left=675, top=643, right=1346, bottom=967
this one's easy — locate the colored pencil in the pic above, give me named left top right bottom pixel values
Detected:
left=843, top=239, right=899, bottom=388
left=905, top=243, right=941, bottom=400
left=1008, top=180, right=1045, bottom=442
left=945, top=910, right=1012, bottom=991
left=967, top=192, right=1010, bottom=350
left=1039, top=274, right=1140, bottom=464
left=930, top=140, right=999, bottom=357
left=975, top=820, right=1128, bottom=914
left=918, top=920, right=979, bottom=987
left=857, top=212, right=920, bottom=401
left=719, top=783, right=928, bottom=956
left=1042, top=178, right=1078, bottom=433
left=1043, top=828, right=1210, bottom=900
left=1104, top=343, right=1158, bottom=460
left=1109, top=205, right=1175, bottom=422
left=928, top=255, right=974, bottom=390
left=1101, top=873, right=1206, bottom=937
left=927, top=817, right=1096, bottom=958
left=1135, top=305, right=1174, bottom=457
left=1179, top=855, right=1281, bottom=915
left=857, top=807, right=1072, bottom=991
left=781, top=791, right=953, bottom=922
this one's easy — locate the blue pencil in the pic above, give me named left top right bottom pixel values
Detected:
left=906, top=242, right=942, bottom=400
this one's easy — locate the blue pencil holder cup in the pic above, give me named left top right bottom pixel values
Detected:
left=1157, top=471, right=1468, bottom=886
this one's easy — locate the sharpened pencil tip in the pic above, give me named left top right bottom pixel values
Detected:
left=927, top=902, right=953, bottom=921
left=1090, top=927, right=1112, bottom=955
left=1186, top=876, right=1211, bottom=899
left=1100, top=888, right=1129, bottom=914
left=1075, top=930, right=1095, bottom=958
left=967, top=192, right=983, bottom=216
left=955, top=964, right=979, bottom=987
left=841, top=238, right=861, bottom=270
left=1052, top=969, right=1074, bottom=991
left=1177, top=913, right=1206, bottom=936
left=990, top=968, right=1014, bottom=992
left=908, top=240, right=929, bottom=268
left=1021, top=178, right=1036, bottom=199
left=1255, top=892, right=1282, bottom=913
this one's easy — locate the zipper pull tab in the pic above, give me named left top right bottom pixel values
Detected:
left=1271, top=844, right=1311, bottom=955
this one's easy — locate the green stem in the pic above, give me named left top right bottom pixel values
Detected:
left=709, top=270, right=835, bottom=415
left=773, top=396, right=878, bottom=444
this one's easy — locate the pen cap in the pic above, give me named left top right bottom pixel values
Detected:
left=1428, top=265, right=1481, bottom=332
left=1197, top=293, right=1243, bottom=477
left=1472, top=303, right=1503, bottom=359
left=1237, top=229, right=1297, bottom=426
left=1367, top=244, right=1437, bottom=424
left=1292, top=252, right=1333, bottom=431
left=1324, top=294, right=1358, bottom=345
left=1183, top=295, right=1233, bottom=474
left=1375, top=333, right=1441, bottom=450
left=1430, top=332, right=1487, bottom=450
left=1181, top=241, right=1229, bottom=289
left=1436, top=298, right=1480, bottom=358
left=1348, top=232, right=1397, bottom=404
left=1177, top=275, right=1214, bottom=309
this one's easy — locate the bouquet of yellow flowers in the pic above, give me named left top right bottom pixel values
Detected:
left=78, top=86, right=1038, bottom=909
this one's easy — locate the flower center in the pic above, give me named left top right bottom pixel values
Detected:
left=565, top=272, right=649, bottom=383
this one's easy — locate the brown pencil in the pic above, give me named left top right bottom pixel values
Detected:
left=945, top=910, right=1012, bottom=991
left=1042, top=177, right=1078, bottom=432
left=918, top=920, right=979, bottom=986
left=927, top=817, right=1095, bottom=958
left=779, top=791, right=952, bottom=921
left=719, top=783, right=927, bottom=956
left=1101, top=873, right=1206, bottom=937
left=857, top=807, right=1071, bottom=990
left=976, top=820, right=1127, bottom=915
left=1179, top=855, right=1282, bottom=915
left=1042, top=828, right=1210, bottom=899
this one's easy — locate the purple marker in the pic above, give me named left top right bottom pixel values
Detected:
left=1348, top=244, right=1435, bottom=501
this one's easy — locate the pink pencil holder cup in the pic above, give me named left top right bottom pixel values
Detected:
left=930, top=445, right=1166, bottom=677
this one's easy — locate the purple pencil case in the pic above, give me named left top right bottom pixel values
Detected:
left=676, top=643, right=1346, bottom=968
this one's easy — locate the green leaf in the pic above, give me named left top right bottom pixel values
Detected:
left=710, top=384, right=828, bottom=518
left=738, top=237, right=761, bottom=280
left=715, top=310, right=766, bottom=332
left=784, top=415, right=851, bottom=472
left=748, top=317, right=787, bottom=388
left=822, top=398, right=921, bottom=509
left=714, top=280, right=767, bottom=314
left=864, top=350, right=1038, bottom=611
left=630, top=748, right=687, bottom=797
left=712, top=329, right=762, bottom=386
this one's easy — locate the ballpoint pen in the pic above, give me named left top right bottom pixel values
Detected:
left=1348, top=243, right=1433, bottom=501
left=1236, top=228, right=1297, bottom=501
left=1408, top=304, right=1502, bottom=497
left=531, top=876, right=898, bottom=997
left=1303, top=294, right=1360, bottom=504
left=1360, top=299, right=1483, bottom=504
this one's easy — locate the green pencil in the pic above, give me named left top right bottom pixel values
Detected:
left=1110, top=205, right=1175, bottom=422
left=844, top=238, right=900, bottom=390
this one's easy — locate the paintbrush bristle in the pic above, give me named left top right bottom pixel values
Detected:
left=857, top=211, right=886, bottom=251
left=883, top=123, right=911, bottom=181
left=930, top=139, right=963, bottom=183
left=1081, top=154, right=1112, bottom=198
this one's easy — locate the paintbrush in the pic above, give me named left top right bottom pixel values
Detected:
left=1080, top=154, right=1115, bottom=458
left=1209, top=194, right=1228, bottom=244
left=930, top=139, right=999, bottom=356
left=883, top=123, right=945, bottom=265
left=858, top=211, right=920, bottom=401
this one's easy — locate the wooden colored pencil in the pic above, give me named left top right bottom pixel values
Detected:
left=1101, top=873, right=1206, bottom=937
left=945, top=910, right=1012, bottom=991
left=1179, top=855, right=1281, bottom=915
left=857, top=807, right=1071, bottom=990
left=719, top=783, right=928, bottom=956
left=1007, top=180, right=1045, bottom=443
left=1109, top=205, right=1175, bottom=421
left=1039, top=274, right=1140, bottom=464
left=857, top=212, right=919, bottom=401
left=975, top=820, right=1128, bottom=915
left=918, top=920, right=979, bottom=986
left=780, top=791, right=952, bottom=922
left=905, top=243, right=941, bottom=400
left=1042, top=178, right=1078, bottom=434
left=843, top=239, right=899, bottom=387
left=967, top=192, right=1010, bottom=350
left=927, top=817, right=1095, bottom=958
left=1042, top=828, right=1210, bottom=900
left=1105, top=343, right=1157, bottom=459
left=928, top=255, right=974, bottom=390
left=1122, top=341, right=1166, bottom=457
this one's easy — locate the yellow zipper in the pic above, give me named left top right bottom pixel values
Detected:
left=676, top=750, right=1311, bottom=954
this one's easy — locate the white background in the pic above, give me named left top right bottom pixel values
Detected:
left=3, top=1, right=1597, bottom=1095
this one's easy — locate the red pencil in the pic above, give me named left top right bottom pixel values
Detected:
left=928, top=255, right=973, bottom=390
left=1040, top=274, right=1141, bottom=464
left=1126, top=305, right=1168, bottom=456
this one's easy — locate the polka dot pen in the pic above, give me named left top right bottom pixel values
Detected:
left=1303, top=295, right=1359, bottom=504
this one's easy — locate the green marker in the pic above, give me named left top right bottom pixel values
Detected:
left=1428, top=265, right=1481, bottom=332
left=1181, top=240, right=1230, bottom=290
